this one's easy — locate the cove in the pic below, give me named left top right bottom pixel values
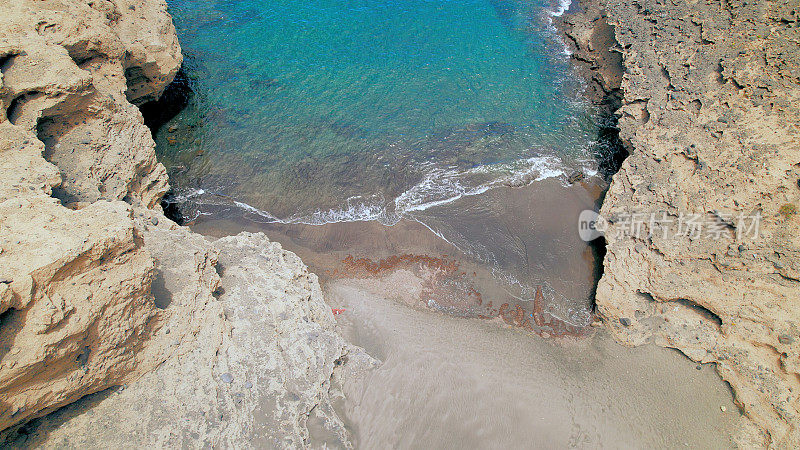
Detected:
left=159, top=0, right=604, bottom=328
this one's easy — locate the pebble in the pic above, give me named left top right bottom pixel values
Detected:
left=220, top=373, right=233, bottom=383
left=720, top=406, right=727, bottom=412
left=696, top=365, right=702, bottom=370
left=778, top=334, right=794, bottom=344
left=619, top=317, right=632, bottom=327
left=244, top=381, right=253, bottom=389
left=150, top=216, right=159, bottom=226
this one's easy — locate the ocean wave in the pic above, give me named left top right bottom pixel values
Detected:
left=544, top=0, right=573, bottom=55
left=171, top=154, right=594, bottom=226
left=292, top=195, right=394, bottom=225
left=394, top=169, right=491, bottom=215
left=233, top=200, right=280, bottom=221
left=548, top=0, right=572, bottom=17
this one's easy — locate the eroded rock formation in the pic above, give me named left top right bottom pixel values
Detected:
left=0, top=0, right=357, bottom=444
left=0, top=0, right=180, bottom=430
left=3, top=232, right=366, bottom=447
left=562, top=0, right=800, bottom=446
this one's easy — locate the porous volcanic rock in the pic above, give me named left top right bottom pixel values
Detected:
left=562, top=0, right=800, bottom=446
left=0, top=0, right=181, bottom=429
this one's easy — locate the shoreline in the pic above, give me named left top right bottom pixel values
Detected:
left=183, top=171, right=741, bottom=448
left=189, top=177, right=603, bottom=331
left=0, top=0, right=797, bottom=447
left=179, top=166, right=742, bottom=447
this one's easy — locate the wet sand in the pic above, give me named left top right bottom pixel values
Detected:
left=193, top=178, right=603, bottom=328
left=190, top=177, right=741, bottom=446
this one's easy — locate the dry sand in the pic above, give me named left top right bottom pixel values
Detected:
left=327, top=277, right=739, bottom=448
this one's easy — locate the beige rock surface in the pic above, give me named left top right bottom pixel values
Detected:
left=2, top=232, right=363, bottom=448
left=0, top=0, right=356, bottom=443
left=563, top=0, right=800, bottom=446
left=0, top=0, right=183, bottom=425
left=0, top=0, right=176, bottom=209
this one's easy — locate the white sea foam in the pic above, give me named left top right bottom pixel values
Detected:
left=394, top=169, right=490, bottom=215
left=294, top=195, right=392, bottom=225
left=548, top=0, right=572, bottom=17
left=233, top=200, right=280, bottom=221
left=177, top=154, right=594, bottom=227
left=497, top=155, right=566, bottom=184
left=544, top=0, right=574, bottom=55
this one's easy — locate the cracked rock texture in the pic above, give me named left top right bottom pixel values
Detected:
left=3, top=232, right=361, bottom=448
left=0, top=0, right=356, bottom=445
left=562, top=0, right=800, bottom=447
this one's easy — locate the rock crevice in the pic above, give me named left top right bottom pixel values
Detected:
left=562, top=0, right=800, bottom=446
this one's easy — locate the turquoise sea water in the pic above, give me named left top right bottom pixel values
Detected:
left=159, top=0, right=602, bottom=323
left=160, top=0, right=596, bottom=220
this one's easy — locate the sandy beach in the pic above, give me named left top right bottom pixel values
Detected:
left=191, top=178, right=743, bottom=447
left=326, top=278, right=738, bottom=448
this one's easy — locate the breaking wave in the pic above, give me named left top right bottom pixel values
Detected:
left=169, top=154, right=596, bottom=226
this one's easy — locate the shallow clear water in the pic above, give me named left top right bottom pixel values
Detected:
left=160, top=0, right=603, bottom=323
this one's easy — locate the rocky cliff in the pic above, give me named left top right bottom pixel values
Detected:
left=561, top=0, right=800, bottom=446
left=0, top=0, right=360, bottom=445
left=4, top=0, right=799, bottom=446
